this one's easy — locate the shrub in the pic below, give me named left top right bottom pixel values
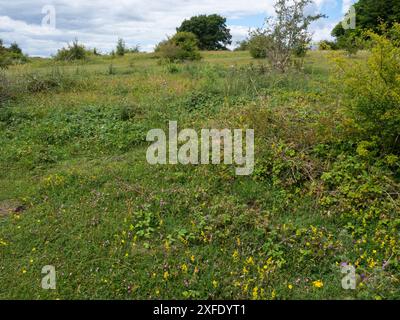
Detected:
left=0, top=40, right=28, bottom=69
left=318, top=40, right=338, bottom=50
left=337, top=31, right=363, bottom=56
left=155, top=32, right=201, bottom=62
left=335, top=24, right=400, bottom=153
left=248, top=30, right=269, bottom=59
left=25, top=68, right=79, bottom=93
left=55, top=39, right=87, bottom=61
left=116, top=38, right=126, bottom=56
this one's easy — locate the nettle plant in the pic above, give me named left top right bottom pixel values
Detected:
left=263, top=0, right=325, bottom=72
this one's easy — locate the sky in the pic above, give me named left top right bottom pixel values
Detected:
left=0, top=0, right=357, bottom=57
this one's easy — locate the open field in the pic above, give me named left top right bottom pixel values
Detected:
left=0, top=50, right=399, bottom=299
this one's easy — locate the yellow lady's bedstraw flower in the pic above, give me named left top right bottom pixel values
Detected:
left=312, top=280, right=324, bottom=288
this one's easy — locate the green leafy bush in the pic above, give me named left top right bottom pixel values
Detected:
left=116, top=38, right=126, bottom=56
left=318, top=40, right=338, bottom=50
left=55, top=39, right=87, bottom=61
left=155, top=32, right=201, bottom=62
left=0, top=40, right=28, bottom=69
left=248, top=30, right=269, bottom=59
left=335, top=24, right=400, bottom=153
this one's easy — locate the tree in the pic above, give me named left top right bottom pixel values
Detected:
left=260, top=0, right=325, bottom=71
left=177, top=14, right=232, bottom=50
left=9, top=42, right=22, bottom=54
left=116, top=38, right=126, bottom=56
left=332, top=0, right=400, bottom=47
left=155, top=32, right=201, bottom=62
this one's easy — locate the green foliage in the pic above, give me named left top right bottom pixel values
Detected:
left=55, top=39, right=87, bottom=61
left=257, top=0, right=325, bottom=71
left=155, top=32, right=201, bottom=62
left=116, top=38, right=126, bottom=56
left=335, top=24, right=400, bottom=153
left=9, top=42, right=22, bottom=55
left=248, top=29, right=269, bottom=58
left=318, top=40, right=338, bottom=50
left=0, top=40, right=27, bottom=69
left=234, top=40, right=249, bottom=51
left=337, top=31, right=363, bottom=56
left=177, top=14, right=232, bottom=50
left=332, top=0, right=400, bottom=49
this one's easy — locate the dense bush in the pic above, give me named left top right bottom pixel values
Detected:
left=55, top=39, right=87, bottom=61
left=318, top=40, right=339, bottom=50
left=335, top=23, right=400, bottom=153
left=155, top=32, right=201, bottom=62
left=248, top=30, right=269, bottom=59
left=0, top=40, right=28, bottom=69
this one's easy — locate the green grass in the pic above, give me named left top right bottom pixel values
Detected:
left=0, top=51, right=399, bottom=300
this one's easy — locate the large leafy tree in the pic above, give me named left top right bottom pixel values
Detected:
left=177, top=14, right=232, bottom=50
left=332, top=0, right=400, bottom=41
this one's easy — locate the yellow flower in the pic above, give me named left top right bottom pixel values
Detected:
left=181, top=264, right=188, bottom=273
left=312, top=280, right=324, bottom=288
left=246, top=257, right=254, bottom=265
left=212, top=280, right=218, bottom=288
left=232, top=250, right=239, bottom=261
left=368, top=259, right=376, bottom=268
left=252, top=287, right=258, bottom=299
left=288, top=284, right=293, bottom=290
left=125, top=252, right=129, bottom=258
left=190, top=255, right=195, bottom=263
left=163, top=271, right=169, bottom=280
left=22, top=269, right=27, bottom=274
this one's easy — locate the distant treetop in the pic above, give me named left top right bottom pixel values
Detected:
left=177, top=14, right=232, bottom=50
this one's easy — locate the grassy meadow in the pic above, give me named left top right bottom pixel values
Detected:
left=0, top=50, right=399, bottom=299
